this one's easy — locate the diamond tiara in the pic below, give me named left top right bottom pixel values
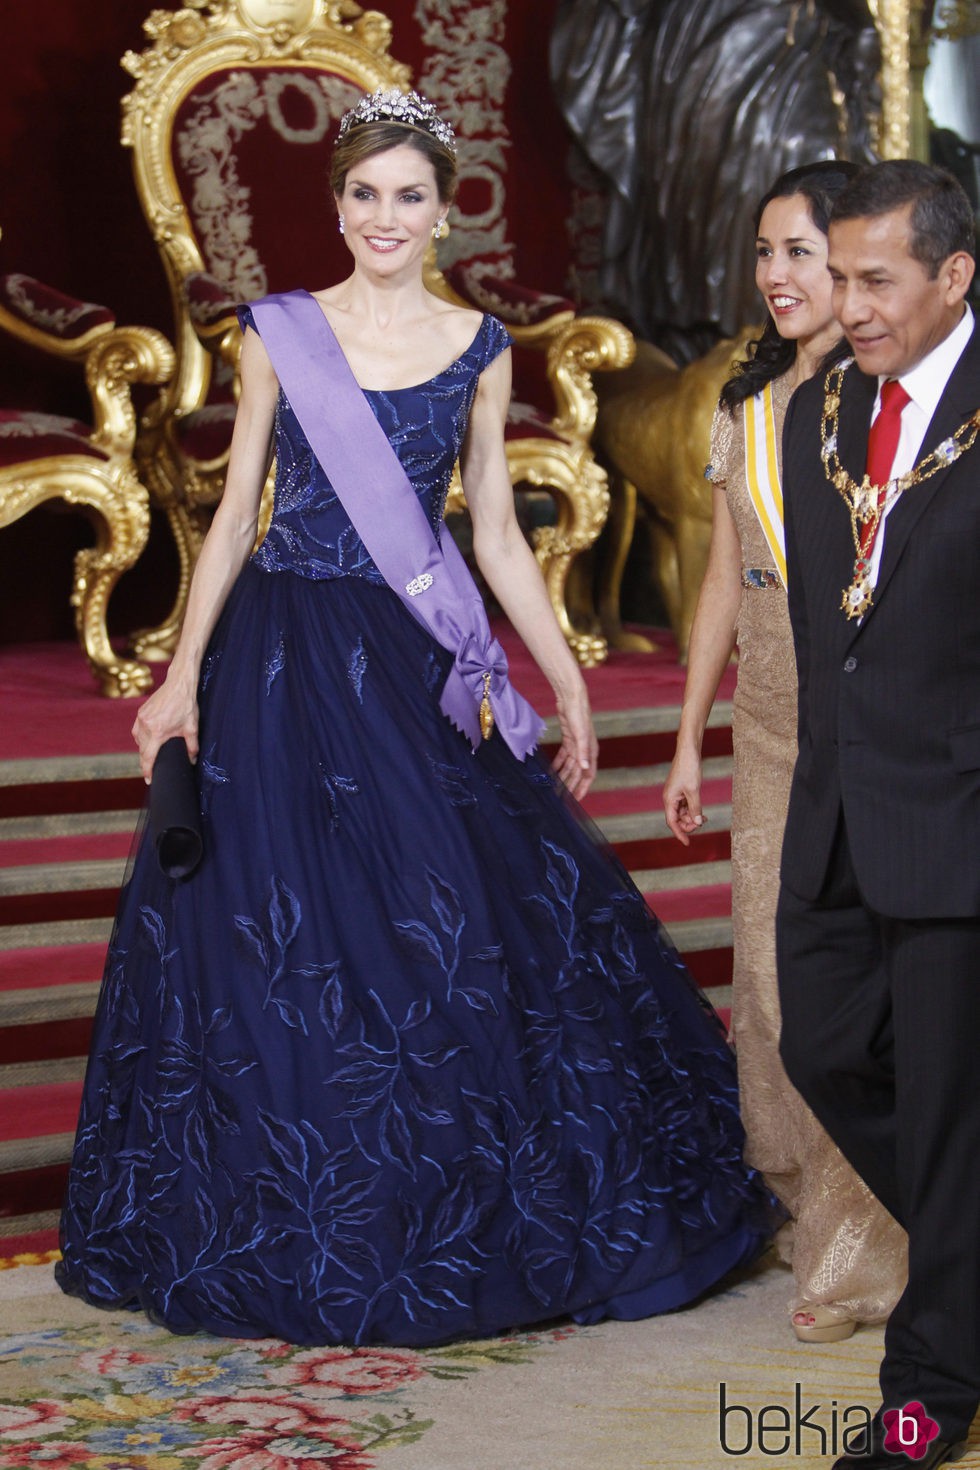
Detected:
left=336, top=88, right=457, bottom=156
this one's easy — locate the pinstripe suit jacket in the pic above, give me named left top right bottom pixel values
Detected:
left=780, top=320, right=980, bottom=917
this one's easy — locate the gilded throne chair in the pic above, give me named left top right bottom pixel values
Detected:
left=0, top=271, right=174, bottom=696
left=121, top=0, right=634, bottom=666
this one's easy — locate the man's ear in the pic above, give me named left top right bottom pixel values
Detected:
left=943, top=250, right=975, bottom=305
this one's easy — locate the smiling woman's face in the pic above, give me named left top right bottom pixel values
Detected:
left=335, top=143, right=444, bottom=279
left=755, top=193, right=836, bottom=354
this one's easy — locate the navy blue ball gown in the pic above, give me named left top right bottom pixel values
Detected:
left=56, top=309, right=779, bottom=1346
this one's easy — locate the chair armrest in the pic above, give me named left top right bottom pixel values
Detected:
left=86, top=326, right=176, bottom=460
left=185, top=271, right=244, bottom=378
left=0, top=272, right=115, bottom=358
left=185, top=271, right=240, bottom=335
left=548, top=316, right=636, bottom=441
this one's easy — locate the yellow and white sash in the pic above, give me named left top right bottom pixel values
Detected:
left=743, top=381, right=787, bottom=589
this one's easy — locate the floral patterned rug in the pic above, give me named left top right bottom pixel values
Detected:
left=4, top=1258, right=979, bottom=1469
left=1, top=1317, right=575, bottom=1464
left=0, top=1304, right=573, bottom=1469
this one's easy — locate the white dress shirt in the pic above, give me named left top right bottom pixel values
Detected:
left=867, top=303, right=974, bottom=586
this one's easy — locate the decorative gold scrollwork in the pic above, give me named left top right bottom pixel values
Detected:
left=0, top=285, right=174, bottom=696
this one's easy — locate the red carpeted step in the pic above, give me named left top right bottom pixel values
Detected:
left=0, top=1017, right=94, bottom=1066
left=0, top=641, right=163, bottom=761
left=499, top=624, right=736, bottom=717
left=0, top=944, right=108, bottom=993
left=0, top=778, right=145, bottom=820
left=0, top=1162, right=69, bottom=1218
left=543, top=723, right=733, bottom=772
left=0, top=632, right=735, bottom=760
left=0, top=830, right=135, bottom=867
left=684, top=948, right=733, bottom=989
left=0, top=1227, right=60, bottom=1260
left=0, top=1080, right=82, bottom=1141
left=583, top=775, right=732, bottom=821
left=613, top=829, right=732, bottom=871
left=0, top=889, right=121, bottom=926
left=643, top=882, right=731, bottom=924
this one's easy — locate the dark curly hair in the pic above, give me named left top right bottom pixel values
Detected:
left=719, top=160, right=860, bottom=414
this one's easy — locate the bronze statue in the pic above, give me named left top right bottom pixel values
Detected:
left=551, top=0, right=880, bottom=361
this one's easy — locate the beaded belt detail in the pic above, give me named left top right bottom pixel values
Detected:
left=741, top=568, right=782, bottom=589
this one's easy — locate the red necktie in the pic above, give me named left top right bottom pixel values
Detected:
left=860, top=378, right=910, bottom=556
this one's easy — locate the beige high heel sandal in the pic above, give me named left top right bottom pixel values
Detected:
left=791, top=1305, right=857, bottom=1343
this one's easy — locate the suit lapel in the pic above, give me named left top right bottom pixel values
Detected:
left=870, top=324, right=980, bottom=613
left=831, top=367, right=875, bottom=647
left=835, top=362, right=876, bottom=490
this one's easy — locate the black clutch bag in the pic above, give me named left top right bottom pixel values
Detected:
left=149, top=737, right=203, bottom=879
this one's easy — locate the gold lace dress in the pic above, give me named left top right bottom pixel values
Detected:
left=708, top=381, right=906, bottom=1320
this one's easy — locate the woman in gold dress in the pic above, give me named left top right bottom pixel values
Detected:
left=663, top=162, right=907, bottom=1343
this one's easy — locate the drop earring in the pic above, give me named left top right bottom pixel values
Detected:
left=338, top=215, right=345, bottom=235
left=433, top=218, right=447, bottom=240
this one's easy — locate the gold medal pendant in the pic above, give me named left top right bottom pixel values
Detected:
left=820, top=360, right=980, bottom=623
left=479, top=671, right=494, bottom=740
left=842, top=566, right=873, bottom=620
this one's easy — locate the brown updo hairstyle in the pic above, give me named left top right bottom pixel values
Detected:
left=330, top=121, right=458, bottom=206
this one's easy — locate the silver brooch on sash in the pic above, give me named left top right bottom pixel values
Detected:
left=406, top=574, right=433, bottom=597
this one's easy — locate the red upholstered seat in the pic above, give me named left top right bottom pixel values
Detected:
left=173, top=404, right=238, bottom=463
left=443, top=263, right=576, bottom=326
left=0, top=411, right=109, bottom=468
left=0, top=274, right=114, bottom=342
left=505, top=402, right=563, bottom=442
left=184, top=271, right=240, bottom=329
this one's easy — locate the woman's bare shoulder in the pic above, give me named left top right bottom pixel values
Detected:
left=428, top=297, right=484, bottom=350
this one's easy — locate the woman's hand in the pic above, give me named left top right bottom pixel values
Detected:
left=663, top=745, right=706, bottom=846
left=131, top=671, right=199, bottom=785
left=552, top=681, right=598, bottom=800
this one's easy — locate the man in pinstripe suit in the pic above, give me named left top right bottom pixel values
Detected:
left=776, top=161, right=978, bottom=1469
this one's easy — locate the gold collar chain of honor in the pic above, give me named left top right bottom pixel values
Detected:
left=820, top=358, right=980, bottom=619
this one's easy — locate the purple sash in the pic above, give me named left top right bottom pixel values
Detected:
left=249, top=290, right=542, bottom=759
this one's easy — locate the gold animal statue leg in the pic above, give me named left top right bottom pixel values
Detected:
left=594, top=330, right=758, bottom=660
left=593, top=340, right=681, bottom=652
left=595, top=476, right=657, bottom=653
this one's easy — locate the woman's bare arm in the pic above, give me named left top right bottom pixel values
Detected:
left=459, top=349, right=598, bottom=797
left=663, top=485, right=741, bottom=844
left=132, top=328, right=279, bottom=780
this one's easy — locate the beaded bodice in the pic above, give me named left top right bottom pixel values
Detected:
left=238, top=306, right=511, bottom=583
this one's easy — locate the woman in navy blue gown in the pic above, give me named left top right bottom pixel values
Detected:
left=57, top=89, right=779, bottom=1346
